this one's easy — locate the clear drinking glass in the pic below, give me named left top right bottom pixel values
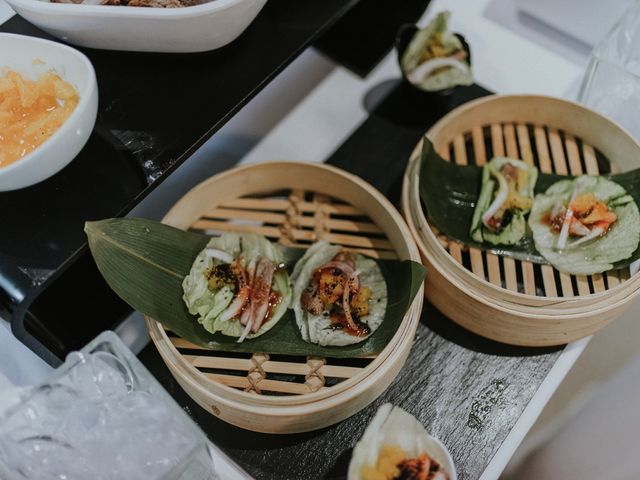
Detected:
left=578, top=1, right=640, bottom=140
left=0, top=331, right=219, bottom=480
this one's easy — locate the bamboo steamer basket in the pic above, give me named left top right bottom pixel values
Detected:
left=406, top=158, right=640, bottom=317
left=402, top=94, right=640, bottom=346
left=145, top=161, right=424, bottom=433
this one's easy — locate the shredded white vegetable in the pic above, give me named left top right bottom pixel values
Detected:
left=407, top=57, right=469, bottom=84
left=556, top=185, right=580, bottom=250
left=482, top=167, right=509, bottom=229
left=205, top=248, right=233, bottom=263
left=238, top=318, right=253, bottom=343
left=567, top=227, right=605, bottom=248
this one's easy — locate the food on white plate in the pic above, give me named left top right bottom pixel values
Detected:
left=349, top=404, right=455, bottom=480
left=529, top=175, right=640, bottom=275
left=50, top=0, right=205, bottom=6
left=0, top=70, right=78, bottom=168
left=290, top=241, right=387, bottom=346
left=400, top=11, right=472, bottom=92
left=182, top=233, right=291, bottom=342
left=470, top=157, right=538, bottom=245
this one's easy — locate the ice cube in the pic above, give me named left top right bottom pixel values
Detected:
left=0, top=345, right=211, bottom=480
left=66, top=352, right=133, bottom=400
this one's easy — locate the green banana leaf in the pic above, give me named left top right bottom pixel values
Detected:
left=418, top=137, right=640, bottom=269
left=85, top=218, right=426, bottom=358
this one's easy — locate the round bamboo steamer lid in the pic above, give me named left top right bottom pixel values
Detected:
left=406, top=156, right=640, bottom=316
left=145, top=161, right=424, bottom=433
left=401, top=94, right=640, bottom=345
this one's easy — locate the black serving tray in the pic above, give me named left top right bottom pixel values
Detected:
left=1, top=0, right=430, bottom=364
left=140, top=80, right=564, bottom=480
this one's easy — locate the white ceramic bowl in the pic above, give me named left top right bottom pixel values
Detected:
left=0, top=33, right=98, bottom=191
left=4, top=0, right=268, bottom=53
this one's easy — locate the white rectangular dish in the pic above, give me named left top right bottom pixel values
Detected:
left=4, top=0, right=267, bottom=53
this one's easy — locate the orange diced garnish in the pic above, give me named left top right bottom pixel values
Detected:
left=318, top=270, right=346, bottom=305
left=0, top=70, right=78, bottom=167
left=581, top=201, right=617, bottom=225
left=351, top=286, right=371, bottom=317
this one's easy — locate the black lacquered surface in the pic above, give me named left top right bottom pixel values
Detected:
left=140, top=82, right=564, bottom=479
left=316, top=0, right=431, bottom=77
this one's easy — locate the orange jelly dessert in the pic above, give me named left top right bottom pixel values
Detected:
left=0, top=70, right=79, bottom=168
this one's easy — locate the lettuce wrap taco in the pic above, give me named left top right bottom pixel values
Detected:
left=470, top=157, right=538, bottom=246
left=348, top=404, right=455, bottom=480
left=290, top=242, right=387, bottom=347
left=400, top=11, right=472, bottom=92
left=529, top=175, right=640, bottom=275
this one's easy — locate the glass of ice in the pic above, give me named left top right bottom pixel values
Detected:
left=578, top=2, right=640, bottom=141
left=0, top=331, right=219, bottom=480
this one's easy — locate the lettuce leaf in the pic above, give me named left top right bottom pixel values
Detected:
left=291, top=242, right=388, bottom=346
left=470, top=157, right=538, bottom=245
left=530, top=176, right=640, bottom=275
left=182, top=233, right=292, bottom=339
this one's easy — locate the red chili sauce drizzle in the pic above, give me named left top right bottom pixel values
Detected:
left=265, top=290, right=281, bottom=323
left=394, top=454, right=449, bottom=480
left=302, top=254, right=372, bottom=337
left=234, top=290, right=281, bottom=323
left=329, top=312, right=371, bottom=337
left=541, top=211, right=564, bottom=232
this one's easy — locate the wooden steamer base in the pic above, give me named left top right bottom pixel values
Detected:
left=145, top=162, right=423, bottom=433
left=402, top=95, right=640, bottom=346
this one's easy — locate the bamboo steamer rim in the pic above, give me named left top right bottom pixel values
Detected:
left=403, top=195, right=640, bottom=343
left=147, top=297, right=421, bottom=416
left=405, top=156, right=640, bottom=315
left=402, top=94, right=640, bottom=305
left=422, top=256, right=631, bottom=346
left=146, top=296, right=423, bottom=408
left=149, top=323, right=416, bottom=433
left=404, top=159, right=640, bottom=345
left=147, top=161, right=424, bottom=408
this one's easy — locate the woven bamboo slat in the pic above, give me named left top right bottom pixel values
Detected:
left=146, top=161, right=423, bottom=433
left=402, top=95, right=640, bottom=346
